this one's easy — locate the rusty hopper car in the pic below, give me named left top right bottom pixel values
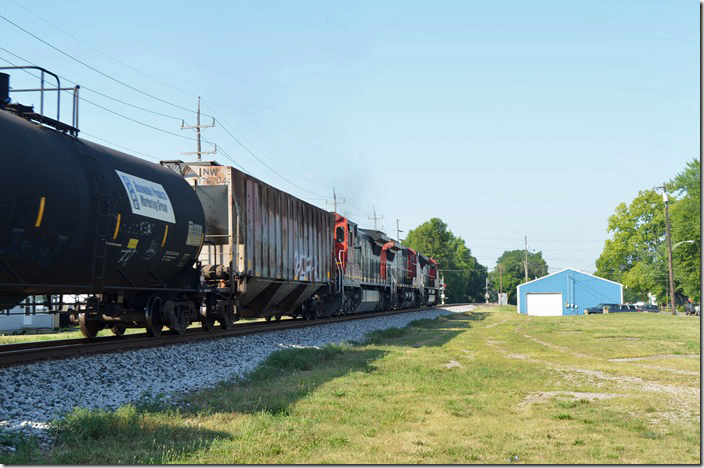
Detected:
left=163, top=161, right=335, bottom=320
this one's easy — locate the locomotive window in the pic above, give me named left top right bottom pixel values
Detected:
left=336, top=226, right=345, bottom=243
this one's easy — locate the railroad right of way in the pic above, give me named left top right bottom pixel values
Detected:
left=0, top=304, right=474, bottom=436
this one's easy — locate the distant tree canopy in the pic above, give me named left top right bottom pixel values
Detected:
left=595, top=159, right=700, bottom=303
left=403, top=218, right=487, bottom=303
left=489, top=250, right=548, bottom=304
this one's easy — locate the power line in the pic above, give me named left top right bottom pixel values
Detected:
left=80, top=131, right=164, bottom=162
left=0, top=47, right=189, bottom=126
left=0, top=55, right=199, bottom=144
left=1, top=13, right=378, bottom=210
left=78, top=94, right=198, bottom=141
left=8, top=0, right=199, bottom=99
left=212, top=114, right=328, bottom=198
left=0, top=12, right=197, bottom=114
left=200, top=99, right=333, bottom=191
left=7, top=3, right=339, bottom=202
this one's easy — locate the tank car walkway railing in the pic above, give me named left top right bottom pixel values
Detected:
left=0, top=66, right=80, bottom=135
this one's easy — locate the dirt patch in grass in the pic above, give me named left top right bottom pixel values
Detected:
left=487, top=338, right=698, bottom=398
left=556, top=367, right=698, bottom=397
left=519, top=391, right=624, bottom=408
left=631, top=365, right=699, bottom=376
left=597, top=335, right=641, bottom=340
left=522, top=334, right=595, bottom=359
left=485, top=318, right=508, bottom=329
left=609, top=354, right=699, bottom=362
left=443, top=360, right=462, bottom=369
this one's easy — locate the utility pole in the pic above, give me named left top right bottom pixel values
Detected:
left=181, top=96, right=216, bottom=161
left=485, top=277, right=489, bottom=303
left=326, top=187, right=345, bottom=214
left=662, top=185, right=677, bottom=315
left=396, top=219, right=404, bottom=241
left=524, top=236, right=529, bottom=282
left=369, top=206, right=383, bottom=230
left=499, top=264, right=503, bottom=293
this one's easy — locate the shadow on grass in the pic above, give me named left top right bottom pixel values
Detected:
left=184, top=311, right=489, bottom=417
left=186, top=346, right=387, bottom=417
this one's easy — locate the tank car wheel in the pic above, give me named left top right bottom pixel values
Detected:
left=111, top=325, right=127, bottom=337
left=79, top=313, right=102, bottom=339
left=145, top=296, right=164, bottom=337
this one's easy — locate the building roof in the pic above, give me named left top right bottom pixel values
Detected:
left=517, top=268, right=623, bottom=289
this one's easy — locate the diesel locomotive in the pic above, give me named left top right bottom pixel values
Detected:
left=0, top=68, right=441, bottom=338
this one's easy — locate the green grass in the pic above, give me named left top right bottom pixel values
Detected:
left=1, top=305, right=699, bottom=464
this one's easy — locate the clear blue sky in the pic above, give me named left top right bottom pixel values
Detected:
left=1, top=0, right=698, bottom=275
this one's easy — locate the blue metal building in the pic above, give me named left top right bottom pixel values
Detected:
left=517, top=268, right=623, bottom=316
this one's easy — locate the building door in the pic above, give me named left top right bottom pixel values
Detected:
left=526, top=293, right=563, bottom=316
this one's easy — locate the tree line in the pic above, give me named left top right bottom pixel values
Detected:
left=403, top=219, right=547, bottom=304
left=404, top=159, right=699, bottom=306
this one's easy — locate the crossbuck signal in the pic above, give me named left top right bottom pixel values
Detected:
left=181, top=96, right=216, bottom=161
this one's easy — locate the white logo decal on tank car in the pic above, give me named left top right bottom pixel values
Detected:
left=185, top=221, right=203, bottom=247
left=115, top=170, right=176, bottom=223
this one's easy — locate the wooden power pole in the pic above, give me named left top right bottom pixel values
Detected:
left=663, top=186, right=677, bottom=315
left=524, top=236, right=529, bottom=282
left=499, top=264, right=503, bottom=293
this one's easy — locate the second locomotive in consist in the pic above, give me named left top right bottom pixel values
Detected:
left=0, top=68, right=441, bottom=338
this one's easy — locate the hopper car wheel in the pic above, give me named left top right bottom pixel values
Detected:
left=79, top=313, right=102, bottom=339
left=304, top=309, right=317, bottom=321
left=111, top=325, right=126, bottom=337
left=274, top=314, right=282, bottom=321
left=145, top=296, right=164, bottom=337
left=264, top=315, right=272, bottom=322
left=201, top=309, right=216, bottom=332
left=219, top=302, right=235, bottom=330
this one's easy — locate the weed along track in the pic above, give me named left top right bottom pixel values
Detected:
left=0, top=305, right=699, bottom=464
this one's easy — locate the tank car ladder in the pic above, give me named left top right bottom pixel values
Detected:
left=74, top=140, right=110, bottom=290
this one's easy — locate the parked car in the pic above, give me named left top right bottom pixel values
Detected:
left=637, top=304, right=660, bottom=313
left=619, top=304, right=638, bottom=312
left=584, top=303, right=620, bottom=314
left=685, top=303, right=700, bottom=316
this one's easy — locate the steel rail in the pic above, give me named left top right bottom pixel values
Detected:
left=0, top=304, right=471, bottom=367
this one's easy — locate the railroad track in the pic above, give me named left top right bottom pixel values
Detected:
left=0, top=304, right=471, bottom=366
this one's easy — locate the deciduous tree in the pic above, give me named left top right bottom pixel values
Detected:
left=490, top=250, right=548, bottom=304
left=403, top=218, right=487, bottom=303
left=595, top=159, right=701, bottom=304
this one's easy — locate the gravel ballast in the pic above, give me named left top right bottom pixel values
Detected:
left=0, top=305, right=473, bottom=436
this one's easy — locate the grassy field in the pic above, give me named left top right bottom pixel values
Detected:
left=2, top=305, right=700, bottom=464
